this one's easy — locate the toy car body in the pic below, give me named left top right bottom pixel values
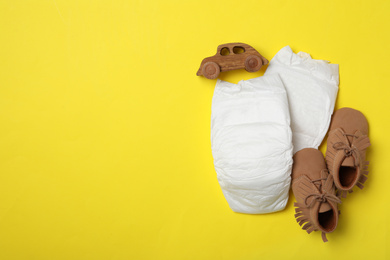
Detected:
left=196, top=42, right=268, bottom=79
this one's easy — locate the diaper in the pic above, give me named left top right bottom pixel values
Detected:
left=264, top=46, right=339, bottom=153
left=211, top=74, right=293, bottom=214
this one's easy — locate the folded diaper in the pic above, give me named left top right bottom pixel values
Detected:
left=264, top=46, right=339, bottom=153
left=211, top=74, right=293, bottom=214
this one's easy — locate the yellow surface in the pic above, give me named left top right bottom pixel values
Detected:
left=0, top=0, right=389, bottom=259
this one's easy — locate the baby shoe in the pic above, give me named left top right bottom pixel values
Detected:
left=325, top=108, right=371, bottom=198
left=292, top=148, right=341, bottom=242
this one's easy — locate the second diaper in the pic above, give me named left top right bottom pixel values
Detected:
left=211, top=74, right=293, bottom=214
left=265, top=46, right=339, bottom=153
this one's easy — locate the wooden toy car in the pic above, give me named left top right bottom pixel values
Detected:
left=196, top=43, right=268, bottom=79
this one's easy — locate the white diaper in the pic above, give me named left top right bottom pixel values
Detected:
left=211, top=74, right=293, bottom=214
left=264, top=46, right=339, bottom=153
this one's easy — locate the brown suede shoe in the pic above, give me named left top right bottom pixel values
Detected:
left=326, top=108, right=371, bottom=198
left=292, top=148, right=341, bottom=242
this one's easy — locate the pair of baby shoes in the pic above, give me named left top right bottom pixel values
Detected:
left=291, top=108, right=371, bottom=242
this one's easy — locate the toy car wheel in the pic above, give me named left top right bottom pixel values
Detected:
left=202, top=62, right=220, bottom=79
left=245, top=55, right=263, bottom=72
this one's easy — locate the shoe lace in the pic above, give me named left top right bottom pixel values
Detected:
left=332, top=133, right=360, bottom=167
left=304, top=177, right=341, bottom=208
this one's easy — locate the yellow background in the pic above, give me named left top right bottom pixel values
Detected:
left=1, top=0, right=389, bottom=259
